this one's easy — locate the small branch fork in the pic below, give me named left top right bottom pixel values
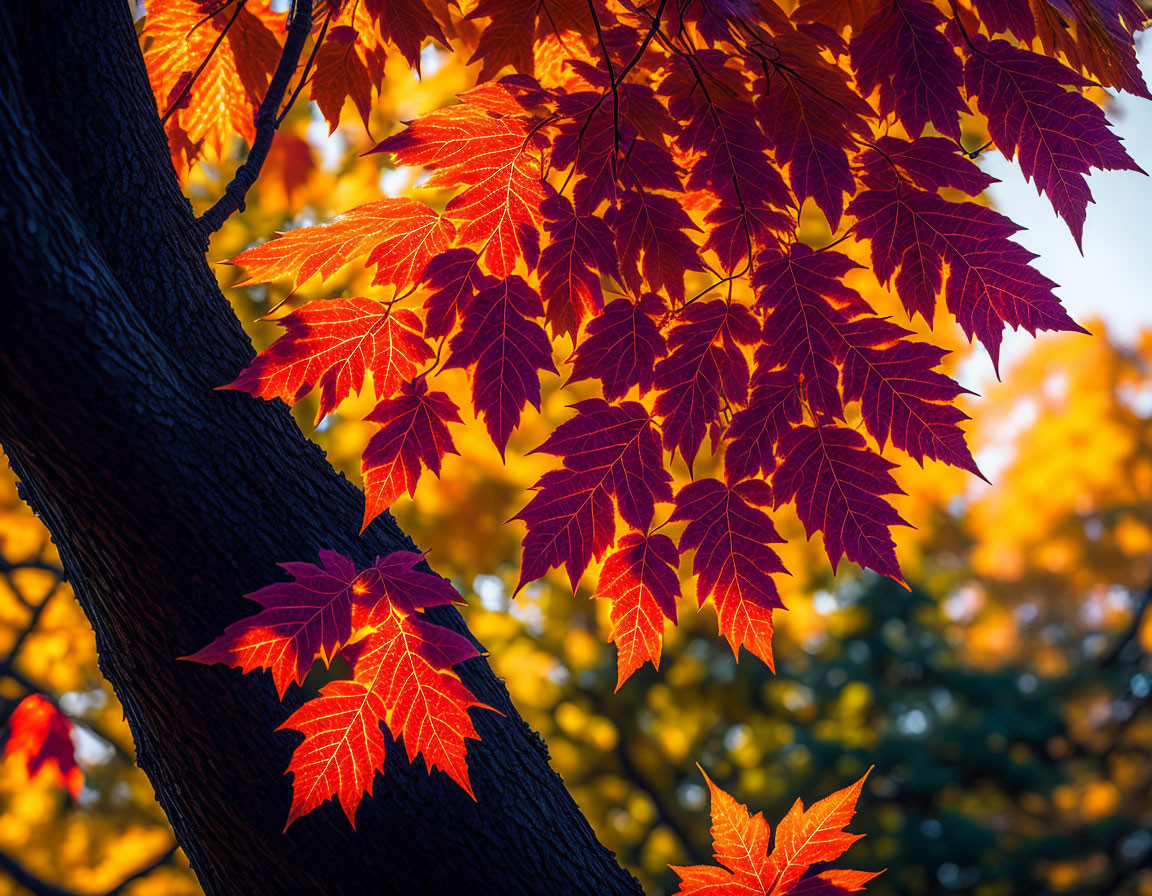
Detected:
left=195, top=0, right=314, bottom=242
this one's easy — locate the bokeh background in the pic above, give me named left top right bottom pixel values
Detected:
left=1, top=10, right=1150, bottom=896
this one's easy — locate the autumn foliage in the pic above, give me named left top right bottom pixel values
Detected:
left=136, top=0, right=1148, bottom=848
left=672, top=769, right=874, bottom=895
left=186, top=550, right=489, bottom=825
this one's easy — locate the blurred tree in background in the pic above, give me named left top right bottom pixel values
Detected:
left=2, top=5, right=1150, bottom=895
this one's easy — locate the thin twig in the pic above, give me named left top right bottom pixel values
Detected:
left=104, top=845, right=180, bottom=896
left=278, top=4, right=331, bottom=127
left=196, top=0, right=314, bottom=241
left=0, top=843, right=179, bottom=896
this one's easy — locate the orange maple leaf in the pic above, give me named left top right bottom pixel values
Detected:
left=671, top=769, right=877, bottom=895
left=310, top=14, right=387, bottom=135
left=372, top=85, right=547, bottom=277
left=142, top=0, right=283, bottom=179
left=230, top=198, right=455, bottom=294
left=593, top=532, right=680, bottom=690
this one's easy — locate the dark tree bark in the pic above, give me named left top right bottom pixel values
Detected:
left=0, top=4, right=643, bottom=895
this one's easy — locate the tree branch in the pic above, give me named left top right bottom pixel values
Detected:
left=0, top=844, right=179, bottom=896
left=195, top=0, right=313, bottom=240
left=0, top=5, right=644, bottom=891
left=104, top=845, right=180, bottom=896
left=0, top=850, right=79, bottom=896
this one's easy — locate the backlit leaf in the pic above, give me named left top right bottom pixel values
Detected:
left=4, top=694, right=82, bottom=798
left=142, top=0, right=282, bottom=179
left=672, top=478, right=786, bottom=668
left=671, top=769, right=876, bottom=895
left=362, top=379, right=462, bottom=527
left=444, top=276, right=557, bottom=455
left=594, top=532, right=680, bottom=688
left=186, top=550, right=358, bottom=697
left=230, top=199, right=454, bottom=293
left=517, top=400, right=672, bottom=591
left=227, top=300, right=433, bottom=422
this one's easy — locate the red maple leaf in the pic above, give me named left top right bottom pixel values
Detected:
left=752, top=244, right=871, bottom=422
left=186, top=550, right=358, bottom=696
left=420, top=248, right=493, bottom=340
left=753, top=243, right=979, bottom=475
left=594, top=532, right=680, bottom=689
left=444, top=276, right=557, bottom=455
left=857, top=136, right=996, bottom=203
left=848, top=186, right=1085, bottom=369
left=517, top=399, right=672, bottom=591
left=309, top=7, right=387, bottom=133
left=230, top=199, right=455, bottom=295
left=373, top=86, right=548, bottom=277
left=277, top=675, right=391, bottom=828
left=609, top=188, right=704, bottom=303
left=850, top=0, right=966, bottom=140
left=1024, top=0, right=1151, bottom=98
left=465, top=0, right=538, bottom=80
left=227, top=300, right=433, bottom=422
left=568, top=294, right=668, bottom=402
left=4, top=694, right=83, bottom=798
left=361, top=378, right=461, bottom=527
left=654, top=301, right=759, bottom=470
left=680, top=101, right=793, bottom=269
left=141, top=0, right=282, bottom=179
left=552, top=87, right=681, bottom=215
left=839, top=317, right=980, bottom=476
left=671, top=479, right=786, bottom=669
left=363, top=0, right=448, bottom=71
left=768, top=772, right=873, bottom=894
left=962, top=32, right=1142, bottom=247
left=754, top=27, right=873, bottom=228
left=725, top=370, right=802, bottom=484
left=191, top=550, right=489, bottom=828
left=773, top=424, right=908, bottom=582
left=280, top=604, right=481, bottom=828
left=538, top=191, right=621, bottom=339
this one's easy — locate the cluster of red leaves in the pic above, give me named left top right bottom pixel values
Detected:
left=3, top=694, right=83, bottom=798
left=187, top=551, right=490, bottom=827
left=142, top=0, right=1147, bottom=825
left=672, top=769, right=876, bottom=895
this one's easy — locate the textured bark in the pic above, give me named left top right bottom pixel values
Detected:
left=0, top=4, right=643, bottom=895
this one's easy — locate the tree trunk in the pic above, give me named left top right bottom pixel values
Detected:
left=0, top=4, right=643, bottom=895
